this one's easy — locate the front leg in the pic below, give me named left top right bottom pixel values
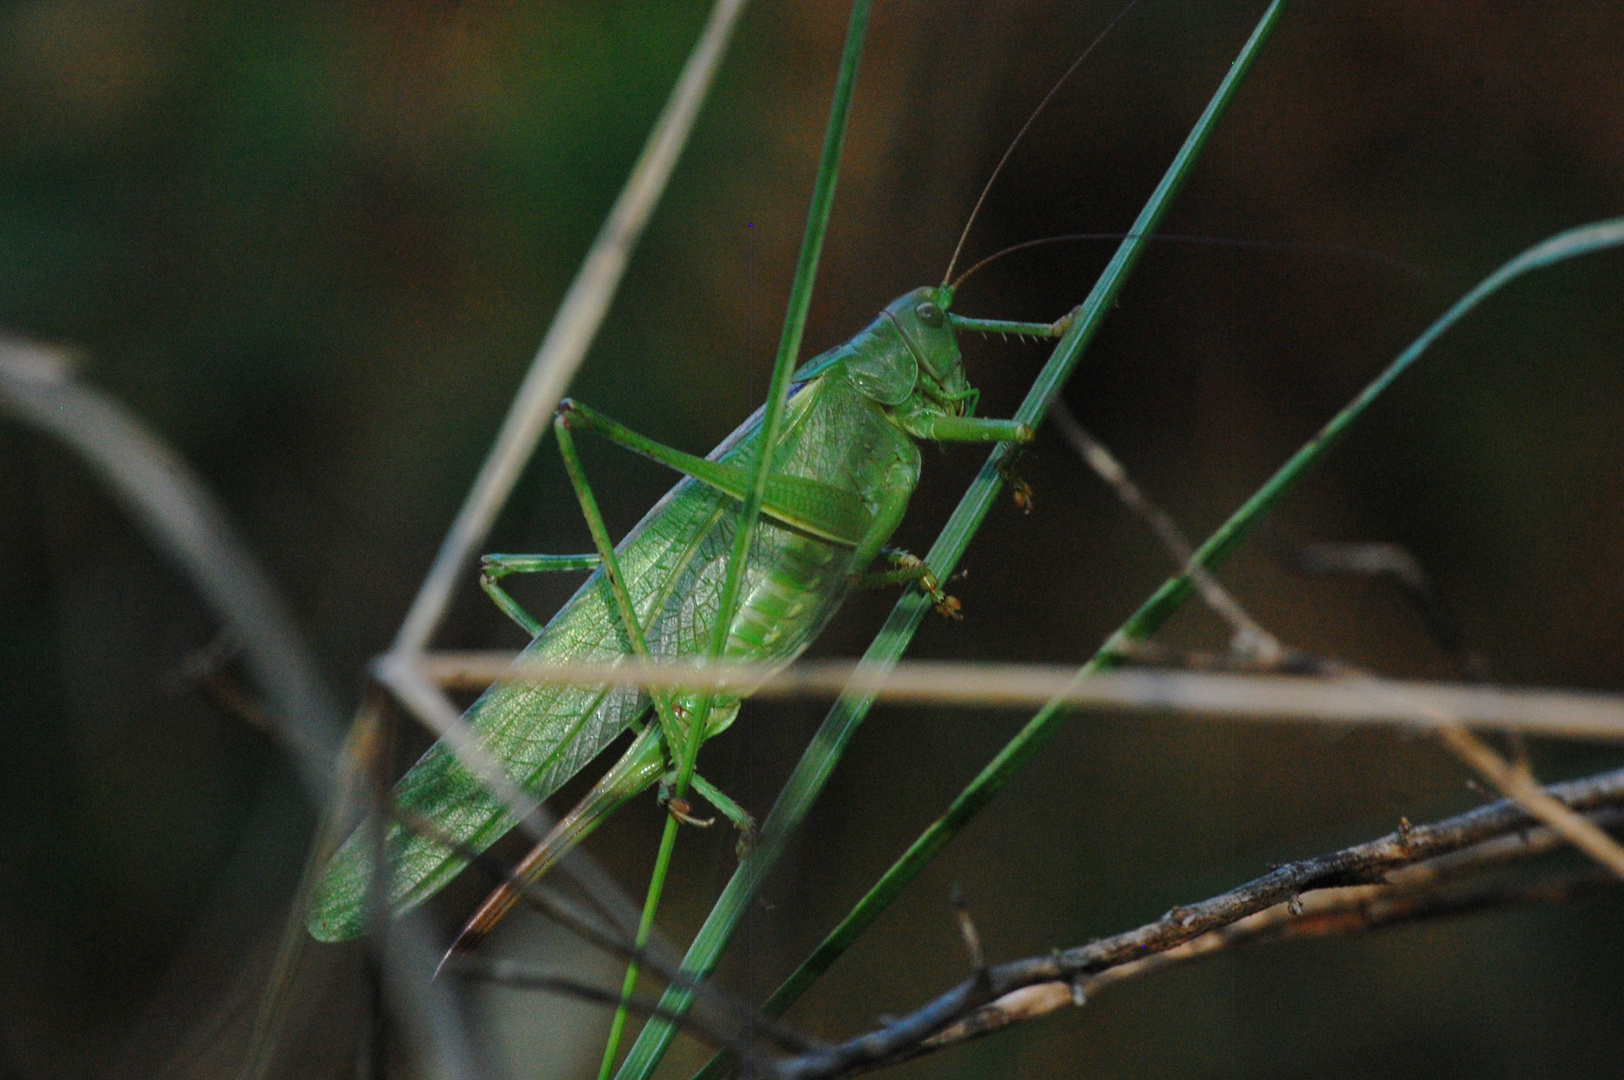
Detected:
left=892, top=395, right=1037, bottom=447
left=844, top=463, right=961, bottom=619
left=949, top=306, right=1078, bottom=340
left=897, top=405, right=1038, bottom=512
left=918, top=415, right=1034, bottom=443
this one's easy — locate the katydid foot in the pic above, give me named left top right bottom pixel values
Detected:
left=852, top=547, right=962, bottom=619
left=659, top=771, right=759, bottom=858
left=997, top=459, right=1035, bottom=514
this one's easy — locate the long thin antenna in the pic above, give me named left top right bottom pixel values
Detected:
left=950, top=231, right=1424, bottom=292
left=940, top=0, right=1145, bottom=287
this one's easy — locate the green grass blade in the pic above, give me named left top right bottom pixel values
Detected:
left=697, top=212, right=1624, bottom=1079
left=597, top=3, right=873, bottom=1076
left=612, top=6, right=1288, bottom=1080
left=677, top=0, right=874, bottom=791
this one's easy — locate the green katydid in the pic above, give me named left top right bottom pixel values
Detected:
left=305, top=286, right=1076, bottom=943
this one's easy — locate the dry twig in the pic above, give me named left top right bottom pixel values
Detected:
left=773, top=772, right=1624, bottom=1080
left=411, top=653, right=1624, bottom=742
left=1050, top=400, right=1286, bottom=662
left=917, top=867, right=1614, bottom=1056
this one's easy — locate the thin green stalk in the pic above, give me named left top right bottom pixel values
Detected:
left=695, top=214, right=1624, bottom=1080
left=677, top=0, right=873, bottom=793
left=595, top=814, right=681, bottom=1080
left=613, top=6, right=1287, bottom=1080
left=565, top=402, right=693, bottom=1080
left=596, top=1, right=873, bottom=1071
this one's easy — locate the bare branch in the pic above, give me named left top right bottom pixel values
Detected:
left=1434, top=725, right=1624, bottom=878
left=1328, top=672, right=1624, bottom=879
left=773, top=771, right=1624, bottom=1080
left=920, top=868, right=1614, bottom=1057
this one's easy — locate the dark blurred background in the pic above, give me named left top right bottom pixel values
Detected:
left=3, top=1, right=1623, bottom=1077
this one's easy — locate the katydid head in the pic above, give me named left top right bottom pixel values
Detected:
left=838, top=286, right=982, bottom=441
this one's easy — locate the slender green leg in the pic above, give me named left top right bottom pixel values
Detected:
left=558, top=399, right=725, bottom=478
left=924, top=413, right=1038, bottom=515
left=852, top=565, right=930, bottom=589
left=948, top=308, right=1077, bottom=338
left=478, top=553, right=601, bottom=636
left=855, top=548, right=961, bottom=619
left=838, top=472, right=966, bottom=618
left=558, top=404, right=770, bottom=1080
left=996, top=459, right=1035, bottom=514
left=848, top=465, right=916, bottom=572
left=942, top=309, right=1071, bottom=512
left=841, top=436, right=1024, bottom=620
left=661, top=771, right=759, bottom=856
left=553, top=415, right=687, bottom=754
left=853, top=548, right=939, bottom=589
left=687, top=774, right=756, bottom=833
left=685, top=769, right=760, bottom=857
left=483, top=553, right=602, bottom=574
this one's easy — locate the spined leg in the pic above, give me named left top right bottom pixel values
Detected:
left=853, top=547, right=962, bottom=620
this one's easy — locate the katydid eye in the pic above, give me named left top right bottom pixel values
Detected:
left=915, top=302, right=943, bottom=327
